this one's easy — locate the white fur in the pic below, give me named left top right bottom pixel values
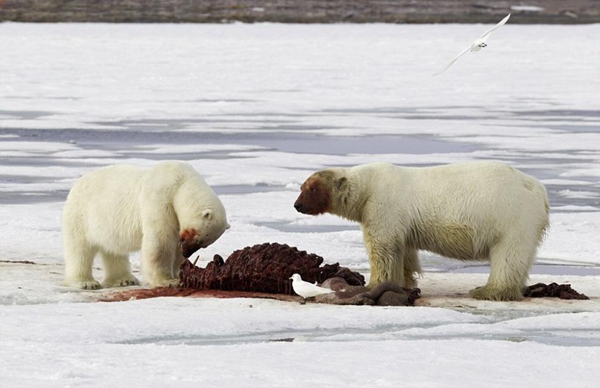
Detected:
left=62, top=161, right=229, bottom=289
left=322, top=161, right=549, bottom=301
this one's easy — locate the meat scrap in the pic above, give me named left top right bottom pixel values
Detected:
left=524, top=282, right=589, bottom=300
left=315, top=277, right=421, bottom=306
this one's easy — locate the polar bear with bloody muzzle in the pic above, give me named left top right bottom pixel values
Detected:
left=62, top=161, right=229, bottom=289
left=294, top=161, right=549, bottom=301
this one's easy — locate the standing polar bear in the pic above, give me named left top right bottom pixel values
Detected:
left=294, top=161, right=549, bottom=301
left=62, top=161, right=230, bottom=289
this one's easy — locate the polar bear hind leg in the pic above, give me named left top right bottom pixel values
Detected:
left=470, top=231, right=539, bottom=301
left=100, top=251, right=140, bottom=288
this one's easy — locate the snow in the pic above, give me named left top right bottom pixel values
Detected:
left=1, top=22, right=600, bottom=387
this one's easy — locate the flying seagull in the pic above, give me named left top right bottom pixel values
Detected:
left=434, top=13, right=511, bottom=76
left=289, top=273, right=335, bottom=304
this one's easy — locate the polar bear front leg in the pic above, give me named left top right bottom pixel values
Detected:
left=141, top=237, right=180, bottom=288
left=172, top=248, right=186, bottom=279
left=403, top=248, right=422, bottom=289
left=363, top=229, right=405, bottom=288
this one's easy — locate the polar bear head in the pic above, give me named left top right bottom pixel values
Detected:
left=179, top=206, right=230, bottom=258
left=294, top=169, right=349, bottom=216
left=174, top=175, right=231, bottom=258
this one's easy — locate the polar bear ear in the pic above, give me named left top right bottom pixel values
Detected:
left=202, top=209, right=213, bottom=220
left=226, top=223, right=231, bottom=230
left=336, top=177, right=348, bottom=191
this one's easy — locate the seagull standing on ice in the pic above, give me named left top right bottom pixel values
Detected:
left=434, top=13, right=511, bottom=75
left=289, top=273, right=335, bottom=304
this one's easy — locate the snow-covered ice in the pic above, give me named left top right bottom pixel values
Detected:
left=1, top=22, right=599, bottom=387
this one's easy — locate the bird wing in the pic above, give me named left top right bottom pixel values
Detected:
left=433, top=45, right=472, bottom=76
left=480, top=13, right=511, bottom=39
left=305, top=283, right=334, bottom=294
left=307, top=283, right=330, bottom=292
left=293, top=281, right=334, bottom=297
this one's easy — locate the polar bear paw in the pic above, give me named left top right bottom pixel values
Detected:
left=469, top=285, right=524, bottom=301
left=103, top=275, right=141, bottom=288
left=63, top=278, right=102, bottom=290
left=150, top=278, right=181, bottom=288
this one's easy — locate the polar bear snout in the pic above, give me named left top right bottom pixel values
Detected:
left=294, top=201, right=308, bottom=214
left=294, top=196, right=323, bottom=215
left=179, top=238, right=201, bottom=259
left=179, top=228, right=204, bottom=258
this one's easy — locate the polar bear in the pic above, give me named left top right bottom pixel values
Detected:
left=62, top=161, right=230, bottom=289
left=294, top=161, right=549, bottom=301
